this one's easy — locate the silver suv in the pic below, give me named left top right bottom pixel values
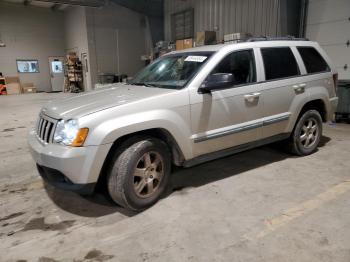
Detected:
left=29, top=38, right=338, bottom=211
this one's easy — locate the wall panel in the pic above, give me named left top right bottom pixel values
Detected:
left=164, top=0, right=296, bottom=42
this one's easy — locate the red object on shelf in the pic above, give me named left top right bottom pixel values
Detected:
left=0, top=84, right=7, bottom=95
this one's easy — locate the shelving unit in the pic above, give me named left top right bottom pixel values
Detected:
left=64, top=52, right=83, bottom=93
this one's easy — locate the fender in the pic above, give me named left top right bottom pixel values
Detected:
left=82, top=109, right=193, bottom=160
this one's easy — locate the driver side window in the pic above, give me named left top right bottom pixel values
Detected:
left=212, top=49, right=257, bottom=86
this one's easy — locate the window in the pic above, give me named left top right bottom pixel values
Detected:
left=171, top=9, right=194, bottom=41
left=16, top=60, right=39, bottom=73
left=261, top=47, right=299, bottom=80
left=130, top=52, right=214, bottom=89
left=51, top=61, right=63, bottom=73
left=297, top=47, right=330, bottom=74
left=211, top=49, right=256, bottom=86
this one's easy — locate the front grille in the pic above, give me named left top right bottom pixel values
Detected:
left=36, top=114, right=57, bottom=144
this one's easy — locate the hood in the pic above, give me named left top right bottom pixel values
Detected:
left=41, top=83, right=176, bottom=119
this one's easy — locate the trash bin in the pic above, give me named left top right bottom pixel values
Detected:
left=98, top=74, right=115, bottom=84
left=335, top=80, right=350, bottom=123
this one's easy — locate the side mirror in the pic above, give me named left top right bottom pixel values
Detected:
left=198, top=73, right=234, bottom=94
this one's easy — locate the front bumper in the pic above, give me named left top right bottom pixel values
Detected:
left=28, top=130, right=111, bottom=192
left=37, top=164, right=96, bottom=194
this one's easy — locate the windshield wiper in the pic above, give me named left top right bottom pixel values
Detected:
left=129, top=82, right=160, bottom=88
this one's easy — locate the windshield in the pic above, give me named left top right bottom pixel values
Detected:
left=129, top=52, right=214, bottom=89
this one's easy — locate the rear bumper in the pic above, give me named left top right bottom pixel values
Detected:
left=329, top=97, right=339, bottom=120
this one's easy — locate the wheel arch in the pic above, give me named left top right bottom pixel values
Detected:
left=96, top=128, right=186, bottom=190
left=298, top=99, right=327, bottom=122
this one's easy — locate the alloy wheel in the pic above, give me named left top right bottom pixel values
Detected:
left=299, top=117, right=319, bottom=149
left=133, top=151, right=164, bottom=198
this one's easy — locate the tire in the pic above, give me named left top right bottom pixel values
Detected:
left=287, top=110, right=323, bottom=156
left=107, top=136, right=171, bottom=211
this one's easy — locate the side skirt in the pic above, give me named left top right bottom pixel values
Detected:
left=183, top=133, right=291, bottom=168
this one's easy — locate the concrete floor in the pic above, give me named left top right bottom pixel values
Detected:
left=0, top=93, right=349, bottom=262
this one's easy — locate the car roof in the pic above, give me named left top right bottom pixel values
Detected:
left=170, top=40, right=318, bottom=54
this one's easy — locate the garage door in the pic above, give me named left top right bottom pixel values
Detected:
left=306, top=0, right=350, bottom=80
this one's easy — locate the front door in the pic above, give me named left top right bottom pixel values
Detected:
left=49, top=56, right=64, bottom=92
left=190, top=49, right=264, bottom=157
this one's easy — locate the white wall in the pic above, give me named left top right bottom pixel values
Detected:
left=85, top=3, right=148, bottom=86
left=0, top=2, right=65, bottom=92
left=0, top=2, right=150, bottom=92
left=306, top=0, right=350, bottom=80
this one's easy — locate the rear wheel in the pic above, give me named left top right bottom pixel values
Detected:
left=107, top=137, right=171, bottom=211
left=287, top=110, right=322, bottom=156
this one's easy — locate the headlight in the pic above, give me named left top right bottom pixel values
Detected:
left=53, top=119, right=89, bottom=147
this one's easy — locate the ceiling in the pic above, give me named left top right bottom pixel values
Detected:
left=3, top=0, right=164, bottom=16
left=2, top=0, right=106, bottom=10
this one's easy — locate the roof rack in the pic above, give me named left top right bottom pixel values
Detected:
left=246, top=36, right=309, bottom=42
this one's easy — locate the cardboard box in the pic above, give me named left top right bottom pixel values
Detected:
left=22, top=83, right=37, bottom=94
left=6, top=83, right=21, bottom=95
left=5, top=76, right=20, bottom=84
left=176, top=39, right=193, bottom=50
left=196, top=31, right=216, bottom=46
left=183, top=38, right=193, bottom=49
left=23, top=87, right=37, bottom=93
left=224, top=32, right=252, bottom=43
left=176, top=40, right=184, bottom=50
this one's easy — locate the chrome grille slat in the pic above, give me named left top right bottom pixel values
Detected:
left=49, top=123, right=56, bottom=143
left=38, top=118, right=43, bottom=136
left=36, top=114, right=58, bottom=144
left=40, top=120, right=47, bottom=139
left=43, top=122, right=51, bottom=142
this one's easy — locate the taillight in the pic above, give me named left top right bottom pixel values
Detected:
left=333, top=73, right=338, bottom=93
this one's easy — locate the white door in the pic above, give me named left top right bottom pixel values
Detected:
left=49, top=57, right=64, bottom=92
left=306, top=0, right=350, bottom=80
left=81, top=53, right=91, bottom=91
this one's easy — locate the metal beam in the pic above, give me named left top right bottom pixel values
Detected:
left=33, top=0, right=105, bottom=7
left=110, top=0, right=163, bottom=17
left=23, top=0, right=32, bottom=6
left=51, top=3, right=61, bottom=10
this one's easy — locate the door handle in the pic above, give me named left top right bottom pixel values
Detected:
left=293, top=83, right=306, bottom=93
left=244, top=92, right=261, bottom=102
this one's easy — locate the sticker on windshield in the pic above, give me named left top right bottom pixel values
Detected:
left=185, top=56, right=207, bottom=63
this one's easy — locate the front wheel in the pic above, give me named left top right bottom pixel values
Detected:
left=287, top=110, right=323, bottom=156
left=107, top=137, right=171, bottom=211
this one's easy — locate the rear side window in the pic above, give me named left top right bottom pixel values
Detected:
left=297, top=47, right=330, bottom=74
left=261, top=47, right=300, bottom=81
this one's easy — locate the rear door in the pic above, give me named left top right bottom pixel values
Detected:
left=258, top=46, right=307, bottom=138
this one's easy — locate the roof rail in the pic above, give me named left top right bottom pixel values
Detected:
left=246, top=36, right=309, bottom=42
